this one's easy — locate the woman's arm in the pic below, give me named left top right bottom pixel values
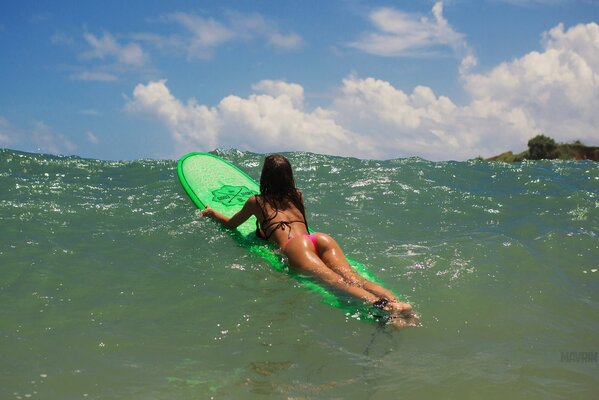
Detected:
left=201, top=195, right=258, bottom=229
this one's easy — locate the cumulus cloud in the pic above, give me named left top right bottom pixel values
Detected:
left=350, top=2, right=475, bottom=69
left=463, top=22, right=599, bottom=145
left=331, top=77, right=462, bottom=155
left=251, top=80, right=305, bottom=108
left=126, top=80, right=220, bottom=149
left=126, top=79, right=368, bottom=157
left=128, top=22, right=598, bottom=160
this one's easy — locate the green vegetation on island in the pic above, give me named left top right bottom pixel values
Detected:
left=486, top=135, right=599, bottom=162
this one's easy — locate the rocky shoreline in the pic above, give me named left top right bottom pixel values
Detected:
left=486, top=135, right=598, bottom=162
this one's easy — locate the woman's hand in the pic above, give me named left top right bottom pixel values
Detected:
left=200, top=196, right=256, bottom=229
left=201, top=204, right=216, bottom=218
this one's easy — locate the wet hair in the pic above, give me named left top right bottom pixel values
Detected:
left=259, top=154, right=307, bottom=222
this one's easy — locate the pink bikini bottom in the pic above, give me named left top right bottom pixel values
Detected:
left=283, top=233, right=318, bottom=252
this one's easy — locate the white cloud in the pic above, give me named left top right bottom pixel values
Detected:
left=86, top=131, right=100, bottom=144
left=144, top=11, right=303, bottom=60
left=350, top=2, right=475, bottom=68
left=58, top=11, right=301, bottom=84
left=127, top=76, right=471, bottom=159
left=29, top=13, right=52, bottom=24
left=0, top=116, right=14, bottom=145
left=0, top=132, right=10, bottom=145
left=51, top=32, right=74, bottom=45
left=127, top=22, right=598, bottom=160
left=251, top=80, right=304, bottom=108
left=463, top=22, right=599, bottom=145
left=331, top=77, right=465, bottom=156
left=164, top=12, right=234, bottom=59
left=267, top=31, right=303, bottom=49
left=71, top=71, right=119, bottom=82
left=226, top=11, right=303, bottom=50
left=496, top=0, right=567, bottom=6
left=126, top=80, right=221, bottom=149
left=81, top=32, right=149, bottom=68
left=31, top=121, right=77, bottom=154
left=80, top=109, right=102, bottom=116
left=126, top=79, right=370, bottom=157
left=0, top=117, right=77, bottom=155
left=328, top=77, right=536, bottom=159
left=216, top=89, right=361, bottom=156
left=127, top=74, right=536, bottom=160
left=130, top=32, right=184, bottom=52
left=459, top=54, right=478, bottom=75
left=66, top=31, right=151, bottom=82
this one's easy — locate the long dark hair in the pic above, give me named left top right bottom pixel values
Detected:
left=259, top=154, right=307, bottom=222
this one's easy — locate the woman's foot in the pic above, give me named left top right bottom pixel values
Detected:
left=387, top=300, right=413, bottom=315
left=372, top=298, right=415, bottom=319
left=388, top=312, right=420, bottom=328
left=372, top=297, right=412, bottom=314
left=376, top=298, right=419, bottom=328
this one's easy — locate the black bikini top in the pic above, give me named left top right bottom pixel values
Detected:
left=255, top=196, right=308, bottom=240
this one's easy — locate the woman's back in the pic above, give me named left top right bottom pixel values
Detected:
left=255, top=195, right=309, bottom=247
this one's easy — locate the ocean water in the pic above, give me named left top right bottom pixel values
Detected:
left=1, top=148, right=597, bottom=400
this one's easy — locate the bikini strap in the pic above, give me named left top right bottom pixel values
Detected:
left=263, top=220, right=306, bottom=240
left=255, top=194, right=308, bottom=240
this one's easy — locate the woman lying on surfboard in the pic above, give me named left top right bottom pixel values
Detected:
left=202, top=154, right=418, bottom=326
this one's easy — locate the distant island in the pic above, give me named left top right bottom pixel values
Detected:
left=486, top=135, right=599, bottom=162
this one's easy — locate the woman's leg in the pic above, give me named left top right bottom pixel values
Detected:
left=315, top=233, right=413, bottom=314
left=284, top=236, right=380, bottom=304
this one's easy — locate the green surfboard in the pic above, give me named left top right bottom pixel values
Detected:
left=177, top=152, right=397, bottom=320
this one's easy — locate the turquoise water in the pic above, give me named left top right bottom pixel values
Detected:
left=1, top=148, right=597, bottom=399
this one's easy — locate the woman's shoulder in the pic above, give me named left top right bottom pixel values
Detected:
left=248, top=194, right=263, bottom=204
left=249, top=194, right=265, bottom=211
left=248, top=194, right=260, bottom=205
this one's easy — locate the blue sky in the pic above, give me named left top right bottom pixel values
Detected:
left=0, top=0, right=597, bottom=160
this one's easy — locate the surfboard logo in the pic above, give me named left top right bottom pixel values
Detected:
left=211, top=185, right=257, bottom=207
